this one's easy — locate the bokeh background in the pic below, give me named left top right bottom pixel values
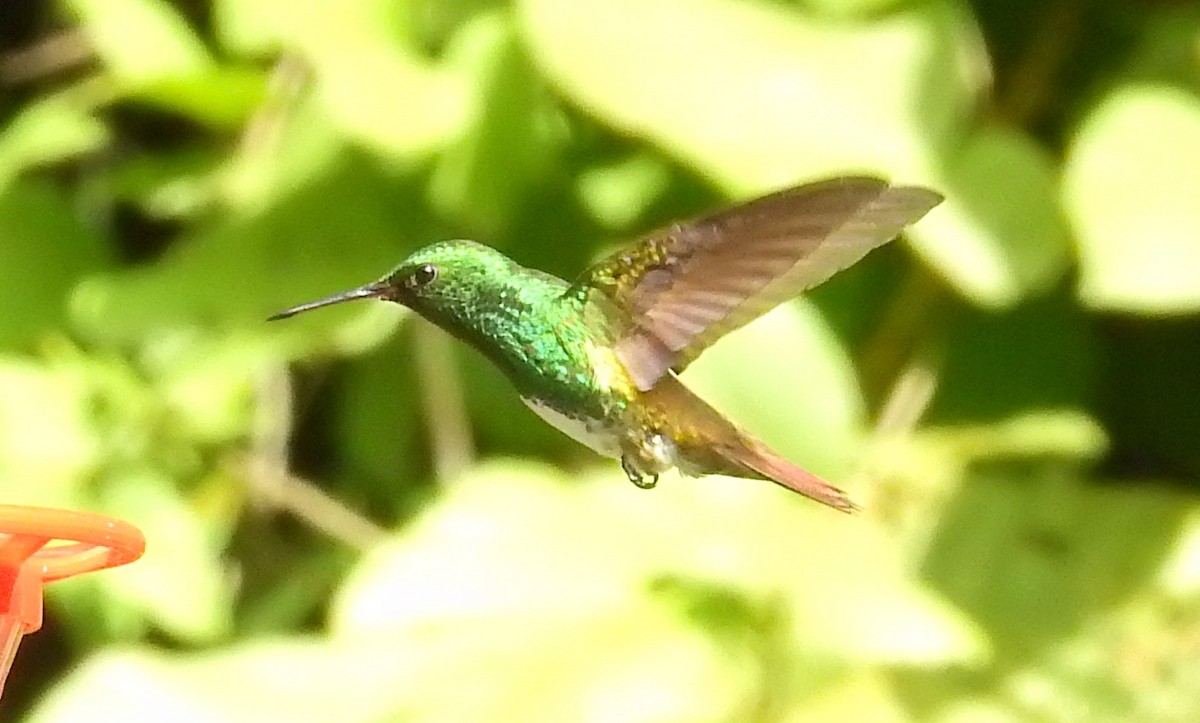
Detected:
left=2, top=0, right=1199, bottom=720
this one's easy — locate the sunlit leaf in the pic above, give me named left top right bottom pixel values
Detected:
left=992, top=586, right=1200, bottom=722
left=30, top=609, right=749, bottom=723
left=799, top=0, right=912, bottom=19
left=150, top=331, right=273, bottom=444
left=639, top=477, right=990, bottom=666
left=932, top=698, right=1024, bottom=723
left=683, top=301, right=866, bottom=481
left=0, top=356, right=97, bottom=508
left=0, top=94, right=107, bottom=190
left=331, top=465, right=762, bottom=720
left=914, top=126, right=1070, bottom=306
left=85, top=468, right=235, bottom=641
left=576, top=153, right=673, bottom=231
left=315, top=52, right=471, bottom=158
left=518, top=0, right=985, bottom=193
left=1063, top=84, right=1200, bottom=312
left=923, top=468, right=1193, bottom=660
left=1158, top=508, right=1200, bottom=598
left=783, top=672, right=911, bottom=723
left=65, top=0, right=211, bottom=84
left=217, top=94, right=344, bottom=210
left=25, top=643, right=410, bottom=723
left=215, top=0, right=471, bottom=158
left=136, top=67, right=268, bottom=129
left=331, top=463, right=651, bottom=635
left=215, top=0, right=404, bottom=57
left=335, top=462, right=988, bottom=668
left=923, top=410, right=1107, bottom=462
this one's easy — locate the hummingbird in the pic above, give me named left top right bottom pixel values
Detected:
left=270, top=176, right=942, bottom=512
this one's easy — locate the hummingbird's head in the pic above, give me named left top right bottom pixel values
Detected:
left=268, top=240, right=517, bottom=322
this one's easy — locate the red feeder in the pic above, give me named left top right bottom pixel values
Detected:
left=0, top=505, right=145, bottom=698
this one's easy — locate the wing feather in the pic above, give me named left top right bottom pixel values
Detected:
left=575, top=176, right=943, bottom=390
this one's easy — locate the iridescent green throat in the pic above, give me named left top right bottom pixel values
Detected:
left=399, top=242, right=619, bottom=421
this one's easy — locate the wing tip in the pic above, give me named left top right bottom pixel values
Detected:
left=796, top=175, right=944, bottom=226
left=886, top=184, right=945, bottom=219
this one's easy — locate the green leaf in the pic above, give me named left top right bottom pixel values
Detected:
left=331, top=327, right=426, bottom=504
left=315, top=52, right=472, bottom=159
left=1158, top=508, right=1200, bottom=598
left=215, top=0, right=471, bottom=158
left=517, top=0, right=985, bottom=193
left=106, top=146, right=225, bottom=219
left=652, top=478, right=990, bottom=667
left=135, top=66, right=269, bottom=129
left=913, top=126, right=1070, bottom=306
left=576, top=153, right=673, bottom=231
left=922, top=469, right=1195, bottom=660
left=799, top=0, right=912, bottom=20
left=783, top=672, right=913, bottom=723
left=333, top=461, right=987, bottom=668
left=0, top=180, right=111, bottom=347
left=65, top=0, right=212, bottom=84
left=923, top=409, right=1108, bottom=463
left=929, top=296, right=1099, bottom=423
left=330, top=465, right=761, bottom=720
left=1123, top=7, right=1200, bottom=91
left=428, top=10, right=565, bottom=237
left=150, top=332, right=275, bottom=444
left=993, top=594, right=1200, bottom=722
left=331, top=463, right=653, bottom=634
left=0, top=356, right=98, bottom=509
left=1063, top=84, right=1200, bottom=312
left=0, top=94, right=107, bottom=190
left=215, top=0, right=404, bottom=57
left=445, top=607, right=750, bottom=723
left=25, top=643, right=412, bottom=723
left=971, top=509, right=1200, bottom=723
left=82, top=467, right=235, bottom=641
left=683, top=301, right=866, bottom=481
left=29, top=610, right=748, bottom=723
left=69, top=153, right=408, bottom=357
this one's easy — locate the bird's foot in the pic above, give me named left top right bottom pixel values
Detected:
left=621, top=455, right=658, bottom=489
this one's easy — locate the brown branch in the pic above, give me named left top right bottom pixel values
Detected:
left=247, top=367, right=385, bottom=550
left=0, top=30, right=92, bottom=85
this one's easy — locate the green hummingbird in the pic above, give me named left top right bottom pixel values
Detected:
left=270, top=176, right=941, bottom=512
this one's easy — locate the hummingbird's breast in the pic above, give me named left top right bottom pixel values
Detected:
left=486, top=294, right=640, bottom=458
left=511, top=319, right=639, bottom=459
left=520, top=396, right=622, bottom=458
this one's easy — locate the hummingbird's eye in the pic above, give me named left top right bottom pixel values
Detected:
left=408, top=264, right=438, bottom=289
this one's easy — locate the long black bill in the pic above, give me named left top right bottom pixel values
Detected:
left=267, top=280, right=390, bottom=321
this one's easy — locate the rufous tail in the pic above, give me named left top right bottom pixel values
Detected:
left=640, top=375, right=859, bottom=513
left=722, top=439, right=859, bottom=513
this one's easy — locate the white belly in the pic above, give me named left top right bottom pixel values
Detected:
left=522, top=397, right=621, bottom=459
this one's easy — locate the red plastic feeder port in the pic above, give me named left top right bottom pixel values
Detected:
left=0, top=505, right=146, bottom=699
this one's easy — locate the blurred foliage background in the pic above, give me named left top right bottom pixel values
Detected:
left=1, top=0, right=1199, bottom=720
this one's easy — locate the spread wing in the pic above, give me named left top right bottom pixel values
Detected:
left=574, top=176, right=943, bottom=390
